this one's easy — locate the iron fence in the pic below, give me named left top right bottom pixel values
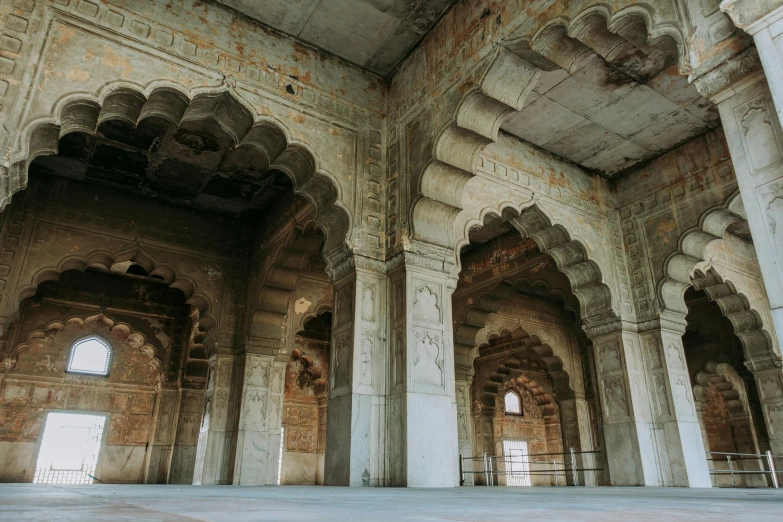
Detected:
left=460, top=448, right=603, bottom=486
left=707, top=450, right=781, bottom=488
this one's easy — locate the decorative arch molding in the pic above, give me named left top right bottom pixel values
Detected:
left=15, top=245, right=214, bottom=329
left=693, top=359, right=752, bottom=420
left=248, top=218, right=328, bottom=354
left=290, top=345, right=328, bottom=397
left=8, top=312, right=164, bottom=386
left=480, top=357, right=559, bottom=422
left=9, top=245, right=216, bottom=384
left=475, top=325, right=571, bottom=397
left=294, top=302, right=334, bottom=340
left=411, top=4, right=688, bottom=264
left=6, top=82, right=351, bottom=256
left=660, top=193, right=779, bottom=371
left=528, top=5, right=687, bottom=79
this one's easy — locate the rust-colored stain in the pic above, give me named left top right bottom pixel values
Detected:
left=65, top=67, right=89, bottom=82
left=291, top=114, right=306, bottom=124
left=328, top=128, right=341, bottom=137
left=100, top=46, right=134, bottom=79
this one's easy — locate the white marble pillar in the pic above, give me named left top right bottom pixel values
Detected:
left=752, top=367, right=783, bottom=461
left=695, top=40, right=783, bottom=462
left=637, top=317, right=711, bottom=487
left=193, top=353, right=239, bottom=485
left=713, top=3, right=783, bottom=360
left=323, top=259, right=387, bottom=486
left=386, top=257, right=460, bottom=487
left=232, top=352, right=286, bottom=485
left=586, top=320, right=709, bottom=487
left=586, top=323, right=655, bottom=486
left=454, top=373, right=474, bottom=485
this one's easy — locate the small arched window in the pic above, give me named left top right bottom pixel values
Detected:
left=504, top=391, right=522, bottom=416
left=67, top=336, right=112, bottom=376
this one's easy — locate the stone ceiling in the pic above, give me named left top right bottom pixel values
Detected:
left=503, top=62, right=720, bottom=177
left=216, top=0, right=458, bottom=77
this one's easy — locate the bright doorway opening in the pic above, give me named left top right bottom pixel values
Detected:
left=502, top=439, right=531, bottom=486
left=33, top=412, right=106, bottom=484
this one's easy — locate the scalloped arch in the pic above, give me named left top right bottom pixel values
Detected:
left=411, top=1, right=689, bottom=262
left=10, top=312, right=164, bottom=386
left=248, top=219, right=329, bottom=352
left=660, top=193, right=778, bottom=370
left=7, top=82, right=351, bottom=256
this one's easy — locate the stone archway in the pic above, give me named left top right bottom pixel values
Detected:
left=409, top=6, right=690, bottom=263
left=660, top=192, right=783, bottom=467
left=693, top=360, right=768, bottom=487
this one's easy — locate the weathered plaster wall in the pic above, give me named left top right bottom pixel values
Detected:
left=282, top=337, right=328, bottom=485
left=0, top=300, right=180, bottom=482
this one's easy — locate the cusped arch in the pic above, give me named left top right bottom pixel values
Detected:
left=660, top=194, right=779, bottom=370
left=453, top=205, right=613, bottom=374
left=248, top=219, right=329, bottom=352
left=10, top=246, right=217, bottom=383
left=477, top=325, right=571, bottom=397
left=480, top=357, right=559, bottom=421
left=7, top=82, right=351, bottom=256
left=693, top=360, right=752, bottom=419
left=412, top=2, right=689, bottom=263
left=10, top=312, right=164, bottom=386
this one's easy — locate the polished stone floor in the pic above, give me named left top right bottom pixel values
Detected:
left=1, top=484, right=781, bottom=521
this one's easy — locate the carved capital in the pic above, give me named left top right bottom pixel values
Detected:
left=692, top=46, right=763, bottom=100
left=721, top=0, right=783, bottom=33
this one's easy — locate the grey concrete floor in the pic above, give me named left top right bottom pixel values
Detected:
left=0, top=484, right=781, bottom=521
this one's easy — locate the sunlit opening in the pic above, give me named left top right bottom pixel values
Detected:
left=67, top=336, right=112, bottom=376
left=277, top=427, right=285, bottom=485
left=504, top=391, right=522, bottom=415
left=34, top=412, right=106, bottom=484
left=503, top=439, right=531, bottom=487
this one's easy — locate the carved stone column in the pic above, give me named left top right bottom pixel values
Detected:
left=585, top=322, right=655, bottom=486
left=694, top=44, right=783, bottom=465
left=637, top=315, right=711, bottom=487
left=169, top=388, right=204, bottom=484
left=143, top=386, right=179, bottom=484
left=454, top=358, right=475, bottom=485
left=386, top=250, right=460, bottom=487
left=558, top=392, right=596, bottom=486
left=323, top=254, right=387, bottom=486
left=589, top=317, right=710, bottom=487
left=193, top=353, right=240, bottom=485
left=232, top=350, right=286, bottom=485
left=696, top=44, right=783, bottom=355
left=753, top=366, right=783, bottom=466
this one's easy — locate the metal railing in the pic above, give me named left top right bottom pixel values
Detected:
left=459, top=448, right=603, bottom=486
left=707, top=450, right=781, bottom=488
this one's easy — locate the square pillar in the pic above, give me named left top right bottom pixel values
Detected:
left=169, top=388, right=204, bottom=484
left=193, top=353, right=240, bottom=485
left=637, top=316, right=711, bottom=487
left=323, top=261, right=387, bottom=486
left=454, top=375, right=475, bottom=485
left=143, top=387, right=179, bottom=484
left=586, top=323, right=656, bottom=486
left=387, top=258, right=460, bottom=487
left=232, top=352, right=286, bottom=484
